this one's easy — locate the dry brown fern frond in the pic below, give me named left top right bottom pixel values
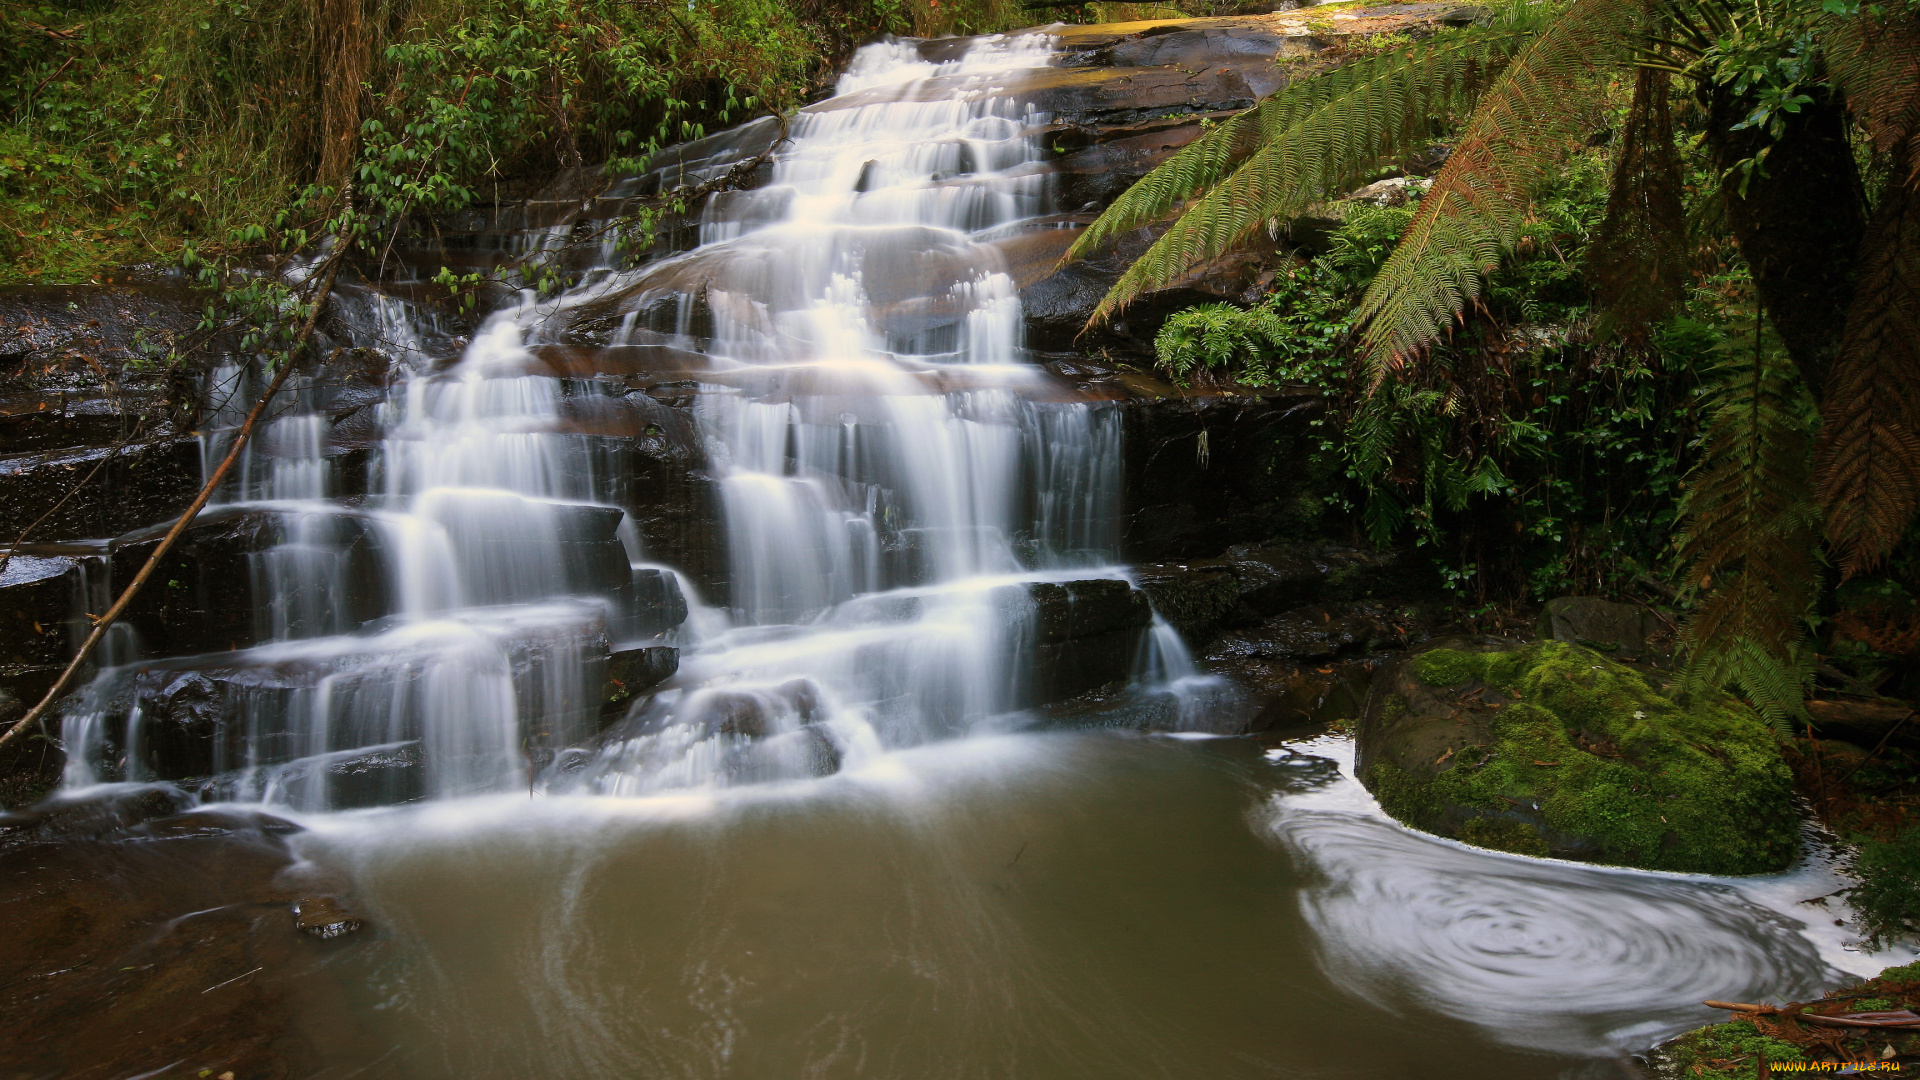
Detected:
left=1815, top=172, right=1920, bottom=577
left=1589, top=66, right=1689, bottom=344
left=1826, top=4, right=1920, bottom=190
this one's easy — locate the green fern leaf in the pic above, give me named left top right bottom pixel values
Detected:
left=1351, top=0, right=1644, bottom=382
left=1066, top=8, right=1556, bottom=325
left=1675, top=313, right=1820, bottom=728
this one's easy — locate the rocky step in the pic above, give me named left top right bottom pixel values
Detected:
left=4, top=501, right=689, bottom=668
left=66, top=605, right=679, bottom=805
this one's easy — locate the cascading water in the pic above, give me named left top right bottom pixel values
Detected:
left=58, top=31, right=1197, bottom=808
left=26, top=27, right=1919, bottom=1078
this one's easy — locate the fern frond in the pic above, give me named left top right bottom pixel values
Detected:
left=1675, top=314, right=1820, bottom=726
left=1589, top=66, right=1689, bottom=342
left=1825, top=3, right=1920, bottom=190
left=1350, top=0, right=1643, bottom=381
left=1815, top=172, right=1920, bottom=576
left=1070, top=12, right=1556, bottom=324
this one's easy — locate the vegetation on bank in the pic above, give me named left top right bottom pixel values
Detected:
left=1649, top=961, right=1920, bottom=1075
left=4, top=0, right=1208, bottom=283
left=1073, top=0, right=1920, bottom=733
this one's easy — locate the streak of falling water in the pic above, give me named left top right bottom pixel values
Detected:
left=555, top=30, right=1214, bottom=792
left=60, top=31, right=1209, bottom=808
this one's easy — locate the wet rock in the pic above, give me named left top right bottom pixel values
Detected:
left=81, top=611, right=614, bottom=785
left=0, top=784, right=196, bottom=850
left=0, top=553, right=85, bottom=668
left=1133, top=563, right=1240, bottom=642
left=722, top=725, right=841, bottom=784
left=602, top=643, right=679, bottom=710
left=1343, top=175, right=1433, bottom=207
left=1025, top=578, right=1153, bottom=642
left=108, top=506, right=391, bottom=659
left=1356, top=637, right=1799, bottom=874
left=1116, top=388, right=1328, bottom=563
left=0, top=791, right=371, bottom=1078
left=679, top=678, right=826, bottom=739
left=1535, top=596, right=1657, bottom=659
left=1135, top=543, right=1409, bottom=649
left=632, top=568, right=690, bottom=636
left=1012, top=578, right=1155, bottom=704
left=293, top=896, right=364, bottom=939
left=1205, top=601, right=1406, bottom=663
left=0, top=436, right=203, bottom=543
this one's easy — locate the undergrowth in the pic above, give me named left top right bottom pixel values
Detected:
left=0, top=0, right=1061, bottom=283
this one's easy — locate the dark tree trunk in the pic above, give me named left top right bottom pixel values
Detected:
left=1704, top=83, right=1867, bottom=398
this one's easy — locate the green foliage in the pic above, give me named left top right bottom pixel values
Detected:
left=1152, top=165, right=1706, bottom=603
left=1659, top=1019, right=1807, bottom=1074
left=0, top=0, right=844, bottom=282
left=1853, top=823, right=1920, bottom=947
left=1384, top=641, right=1801, bottom=873
left=1066, top=1, right=1561, bottom=324
left=1674, top=308, right=1822, bottom=732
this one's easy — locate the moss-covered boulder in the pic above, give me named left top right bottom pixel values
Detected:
left=1355, top=637, right=1799, bottom=874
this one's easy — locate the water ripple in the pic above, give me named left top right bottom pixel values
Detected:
left=1260, top=765, right=1844, bottom=1055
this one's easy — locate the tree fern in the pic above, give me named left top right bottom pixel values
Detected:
left=1349, top=0, right=1644, bottom=380
left=1589, top=67, right=1689, bottom=342
left=1675, top=312, right=1820, bottom=732
left=1815, top=3, right=1920, bottom=576
left=1814, top=176, right=1920, bottom=576
left=1063, top=5, right=1558, bottom=324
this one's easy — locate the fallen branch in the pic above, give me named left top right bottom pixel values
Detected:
left=1705, top=1001, right=1920, bottom=1029
left=0, top=239, right=353, bottom=758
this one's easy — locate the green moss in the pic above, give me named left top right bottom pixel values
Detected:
left=1386, top=641, right=1798, bottom=874
left=1410, top=646, right=1527, bottom=691
left=1659, top=1019, right=1806, bottom=1075
left=1411, top=648, right=1480, bottom=687
left=1457, top=816, right=1550, bottom=857
left=1878, top=961, right=1920, bottom=983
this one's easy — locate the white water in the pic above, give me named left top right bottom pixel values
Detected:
left=61, top=32, right=1203, bottom=807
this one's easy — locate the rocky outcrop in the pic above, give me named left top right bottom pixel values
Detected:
left=0, top=792, right=375, bottom=1076
left=1356, top=637, right=1800, bottom=874
left=72, top=607, right=623, bottom=795
left=1535, top=595, right=1661, bottom=661
left=1020, top=577, right=1156, bottom=703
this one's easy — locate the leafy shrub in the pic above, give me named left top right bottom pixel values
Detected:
left=1854, top=824, right=1920, bottom=948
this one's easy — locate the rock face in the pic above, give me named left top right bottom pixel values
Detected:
left=1356, top=637, right=1799, bottom=874
left=1535, top=596, right=1659, bottom=660
left=1019, top=578, right=1156, bottom=703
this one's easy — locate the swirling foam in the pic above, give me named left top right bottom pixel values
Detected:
left=1257, top=739, right=1847, bottom=1056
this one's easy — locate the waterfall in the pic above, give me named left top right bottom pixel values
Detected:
left=59, top=31, right=1213, bottom=809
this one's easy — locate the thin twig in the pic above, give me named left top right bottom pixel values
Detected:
left=1833, top=709, right=1916, bottom=789
left=0, top=235, right=353, bottom=758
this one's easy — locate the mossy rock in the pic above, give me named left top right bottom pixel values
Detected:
left=1354, top=637, right=1798, bottom=874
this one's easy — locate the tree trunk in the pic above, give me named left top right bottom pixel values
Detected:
left=1704, top=83, right=1867, bottom=398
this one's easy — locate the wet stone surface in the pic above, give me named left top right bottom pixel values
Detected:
left=0, top=791, right=372, bottom=1079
